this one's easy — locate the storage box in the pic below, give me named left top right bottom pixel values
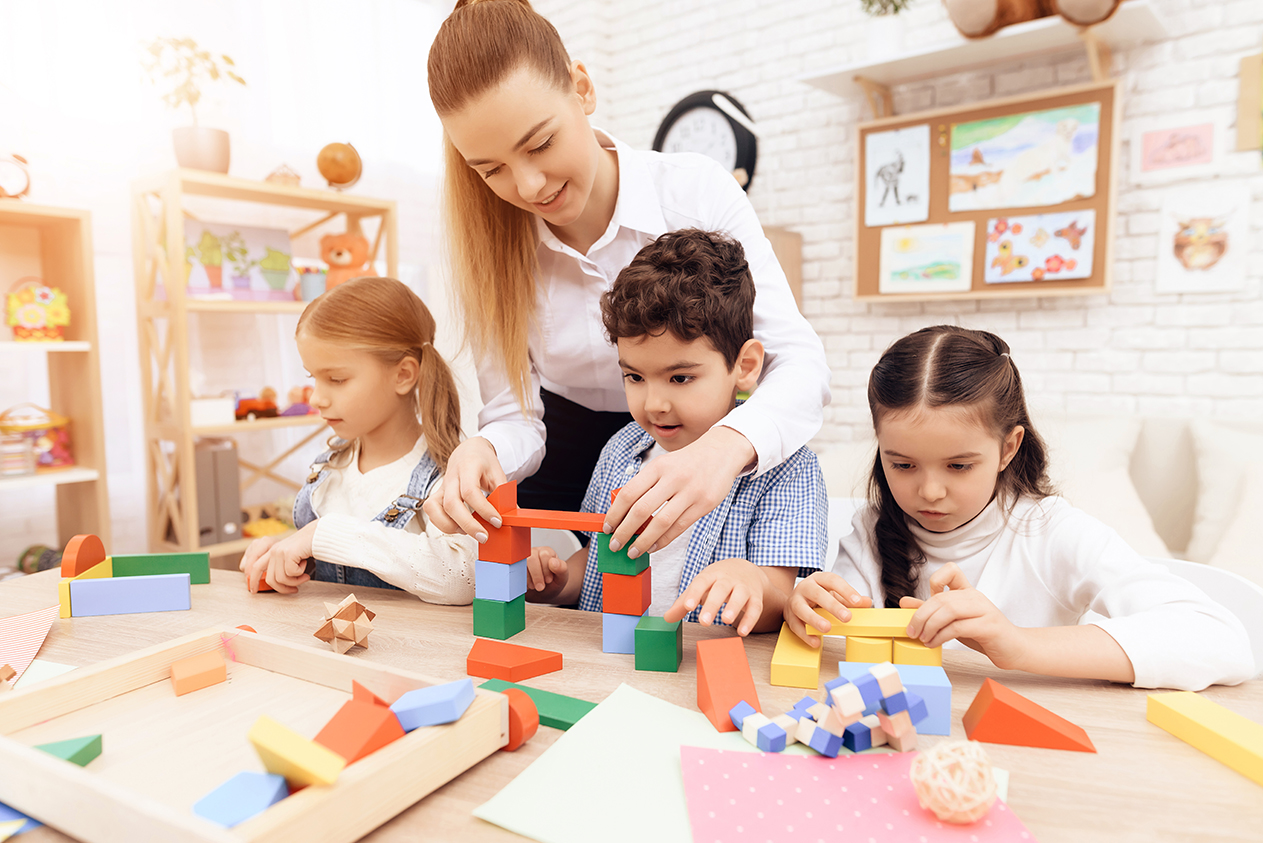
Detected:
left=0, top=403, right=73, bottom=470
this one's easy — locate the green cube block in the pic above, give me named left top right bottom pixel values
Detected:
left=634, top=615, right=682, bottom=673
left=478, top=679, right=597, bottom=730
left=35, top=734, right=102, bottom=767
left=112, top=552, right=210, bottom=584
left=473, top=594, right=526, bottom=640
left=596, top=533, right=650, bottom=576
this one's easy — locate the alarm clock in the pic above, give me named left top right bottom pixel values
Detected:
left=0, top=154, right=31, bottom=199
left=653, top=91, right=758, bottom=191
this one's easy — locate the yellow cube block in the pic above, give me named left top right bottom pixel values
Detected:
left=769, top=622, right=821, bottom=689
left=1147, top=692, right=1263, bottom=786
left=892, top=637, right=942, bottom=666
left=845, top=635, right=893, bottom=663
left=248, top=715, right=346, bottom=787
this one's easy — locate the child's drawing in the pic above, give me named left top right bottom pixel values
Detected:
left=879, top=222, right=975, bottom=295
left=865, top=124, right=930, bottom=227
left=949, top=103, right=1100, bottom=212
left=1141, top=123, right=1213, bottom=172
left=183, top=221, right=296, bottom=301
left=983, top=210, right=1095, bottom=284
left=1156, top=183, right=1249, bottom=293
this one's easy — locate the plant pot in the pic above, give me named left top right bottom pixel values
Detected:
left=866, top=14, right=906, bottom=58
left=172, top=127, right=230, bottom=174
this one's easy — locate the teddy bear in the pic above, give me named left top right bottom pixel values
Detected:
left=321, top=231, right=371, bottom=289
left=942, top=0, right=1122, bottom=39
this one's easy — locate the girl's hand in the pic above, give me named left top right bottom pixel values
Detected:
left=241, top=535, right=285, bottom=592
left=663, top=558, right=788, bottom=637
left=248, top=523, right=318, bottom=594
left=784, top=572, right=874, bottom=649
left=422, top=437, right=508, bottom=541
left=603, top=426, right=754, bottom=559
left=900, top=563, right=1028, bottom=670
left=525, top=546, right=569, bottom=600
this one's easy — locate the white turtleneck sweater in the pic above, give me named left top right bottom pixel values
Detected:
left=835, top=496, right=1255, bottom=691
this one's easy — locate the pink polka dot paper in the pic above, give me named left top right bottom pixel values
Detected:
left=679, top=746, right=1034, bottom=843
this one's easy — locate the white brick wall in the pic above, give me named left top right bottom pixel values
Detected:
left=537, top=0, right=1263, bottom=446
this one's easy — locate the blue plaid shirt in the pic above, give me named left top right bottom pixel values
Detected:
left=576, top=421, right=828, bottom=624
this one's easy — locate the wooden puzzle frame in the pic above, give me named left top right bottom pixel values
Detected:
left=0, top=627, right=506, bottom=843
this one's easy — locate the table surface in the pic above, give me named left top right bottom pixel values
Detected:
left=3, top=569, right=1261, bottom=843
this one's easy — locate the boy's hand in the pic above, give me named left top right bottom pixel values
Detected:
left=900, top=562, right=1028, bottom=670
left=663, top=557, right=788, bottom=637
left=526, top=546, right=569, bottom=598
left=246, top=522, right=317, bottom=594
left=784, top=572, right=874, bottom=649
left=422, top=437, right=508, bottom=541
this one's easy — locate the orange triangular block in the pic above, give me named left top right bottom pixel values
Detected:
left=314, top=700, right=405, bottom=764
left=696, top=637, right=761, bottom=733
left=467, top=639, right=563, bottom=683
left=487, top=482, right=518, bottom=515
left=351, top=680, right=391, bottom=707
left=963, top=678, right=1096, bottom=752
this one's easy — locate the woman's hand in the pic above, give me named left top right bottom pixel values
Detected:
left=603, top=426, right=755, bottom=558
left=783, top=571, right=874, bottom=648
left=900, top=563, right=1029, bottom=670
left=422, top=437, right=508, bottom=541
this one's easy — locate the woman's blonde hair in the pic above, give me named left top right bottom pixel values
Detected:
left=427, top=0, right=573, bottom=411
left=296, top=277, right=462, bottom=471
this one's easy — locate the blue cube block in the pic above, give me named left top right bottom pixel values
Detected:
left=602, top=611, right=643, bottom=654
left=792, top=695, right=816, bottom=712
left=881, top=690, right=909, bottom=715
left=807, top=723, right=843, bottom=757
left=851, top=672, right=884, bottom=710
left=756, top=721, right=787, bottom=753
left=390, top=678, right=476, bottom=731
left=783, top=707, right=813, bottom=722
left=193, top=772, right=288, bottom=828
left=822, top=676, right=848, bottom=707
left=906, top=691, right=929, bottom=725
left=839, top=662, right=952, bottom=735
left=475, top=558, right=528, bottom=602
left=842, top=720, right=872, bottom=753
left=729, top=700, right=757, bottom=731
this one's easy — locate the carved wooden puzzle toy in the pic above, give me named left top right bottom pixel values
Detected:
left=313, top=594, right=375, bottom=654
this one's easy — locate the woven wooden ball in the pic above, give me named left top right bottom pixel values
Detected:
left=909, top=739, right=997, bottom=824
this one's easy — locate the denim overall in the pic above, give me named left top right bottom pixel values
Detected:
left=293, top=446, right=441, bottom=590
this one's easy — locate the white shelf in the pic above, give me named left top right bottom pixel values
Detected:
left=799, top=0, right=1166, bottom=97
left=0, top=340, right=91, bottom=352
left=0, top=467, right=100, bottom=491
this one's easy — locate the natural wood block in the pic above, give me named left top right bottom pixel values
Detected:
left=314, top=700, right=405, bottom=764
left=466, top=639, right=563, bottom=683
left=169, top=650, right=227, bottom=696
left=964, top=678, right=1096, bottom=753
left=769, top=622, right=821, bottom=689
left=845, top=635, right=893, bottom=663
left=249, top=714, right=347, bottom=787
left=892, top=637, right=942, bottom=666
left=807, top=608, right=915, bottom=638
left=696, top=637, right=761, bottom=733
left=1147, top=692, right=1263, bottom=786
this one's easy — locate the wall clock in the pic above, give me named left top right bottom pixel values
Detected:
left=0, top=154, right=31, bottom=199
left=653, top=91, right=758, bottom=191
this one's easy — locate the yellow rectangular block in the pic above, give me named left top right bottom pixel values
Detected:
left=892, top=637, right=942, bottom=666
left=807, top=608, right=914, bottom=638
left=248, top=715, right=346, bottom=787
left=58, top=579, right=71, bottom=618
left=1147, top=692, right=1263, bottom=786
left=845, top=635, right=893, bottom=663
left=73, top=558, right=113, bottom=580
left=769, top=622, right=821, bottom=689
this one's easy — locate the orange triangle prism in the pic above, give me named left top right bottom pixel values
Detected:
left=963, top=678, right=1096, bottom=752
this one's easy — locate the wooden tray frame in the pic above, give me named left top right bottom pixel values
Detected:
left=0, top=628, right=507, bottom=843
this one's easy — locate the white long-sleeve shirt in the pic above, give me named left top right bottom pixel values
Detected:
left=310, top=438, right=476, bottom=604
left=476, top=129, right=832, bottom=481
left=835, top=496, right=1255, bottom=691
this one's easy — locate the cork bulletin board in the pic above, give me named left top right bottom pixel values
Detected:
left=855, top=81, right=1119, bottom=302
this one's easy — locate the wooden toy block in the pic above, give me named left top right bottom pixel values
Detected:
left=314, top=700, right=405, bottom=764
left=601, top=611, right=643, bottom=654
left=170, top=650, right=227, bottom=696
left=729, top=700, right=757, bottom=730
left=68, top=573, right=190, bottom=617
left=964, top=678, right=1096, bottom=752
left=111, top=551, right=210, bottom=584
left=57, top=578, right=71, bottom=618
left=807, top=607, right=915, bottom=638
left=0, top=664, right=13, bottom=689
left=473, top=595, right=526, bottom=640
left=850, top=671, right=884, bottom=711
left=696, top=636, right=762, bottom=733
left=596, top=532, right=650, bottom=576
left=192, top=771, right=288, bottom=828
left=603, top=568, right=651, bottom=616
left=906, top=691, right=929, bottom=726
left=892, top=637, right=943, bottom=666
left=390, top=678, right=476, bottom=732
left=771, top=714, right=800, bottom=745
left=861, top=713, right=888, bottom=747
left=72, top=558, right=112, bottom=579
left=806, top=702, right=830, bottom=722
left=792, top=696, right=816, bottom=712
left=845, top=635, right=893, bottom=663
left=314, top=594, right=375, bottom=654
left=843, top=719, right=872, bottom=753
left=881, top=690, right=909, bottom=715
left=466, top=638, right=563, bottom=683
left=740, top=712, right=787, bottom=753
left=473, top=519, right=531, bottom=565
left=501, top=687, right=540, bottom=752
left=60, top=533, right=105, bottom=577
left=887, top=728, right=918, bottom=752
left=486, top=481, right=518, bottom=514
left=868, top=661, right=904, bottom=697
left=475, top=558, right=529, bottom=602
left=478, top=679, right=597, bottom=730
left=501, top=509, right=607, bottom=532
left=877, top=709, right=914, bottom=738
left=34, top=734, right=101, bottom=767
left=1147, top=691, right=1263, bottom=786
left=840, top=661, right=951, bottom=735
left=634, top=615, right=683, bottom=672
left=769, top=622, right=822, bottom=689
left=830, top=682, right=866, bottom=719
left=782, top=707, right=811, bottom=723
left=352, top=680, right=392, bottom=707
left=823, top=702, right=862, bottom=736
left=797, top=718, right=843, bottom=757
left=249, top=715, right=347, bottom=787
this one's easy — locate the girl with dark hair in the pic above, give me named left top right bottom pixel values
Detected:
left=785, top=326, right=1253, bottom=692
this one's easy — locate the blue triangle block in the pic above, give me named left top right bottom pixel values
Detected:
left=193, top=772, right=288, bottom=828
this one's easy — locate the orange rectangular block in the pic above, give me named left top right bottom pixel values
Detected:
left=964, top=677, right=1096, bottom=752
left=696, top=637, right=761, bottom=733
left=314, top=700, right=405, bottom=764
left=466, top=638, right=563, bottom=683
left=602, top=568, right=651, bottom=616
left=170, top=650, right=227, bottom=697
left=474, top=519, right=531, bottom=565
left=500, top=509, right=606, bottom=532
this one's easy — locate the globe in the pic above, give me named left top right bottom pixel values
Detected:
left=317, top=142, right=362, bottom=189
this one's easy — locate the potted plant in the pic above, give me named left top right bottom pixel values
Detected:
left=142, top=37, right=245, bottom=174
left=192, top=231, right=224, bottom=289
left=221, top=231, right=259, bottom=292
left=862, top=0, right=912, bottom=57
left=259, top=247, right=293, bottom=295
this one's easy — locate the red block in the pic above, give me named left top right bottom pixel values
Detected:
left=61, top=534, right=106, bottom=578
left=314, top=700, right=406, bottom=764
left=602, top=569, right=651, bottom=616
left=963, top=678, right=1096, bottom=753
left=474, top=519, right=531, bottom=564
left=502, top=687, right=540, bottom=752
left=501, top=509, right=606, bottom=532
left=610, top=487, right=652, bottom=534
left=696, top=637, right=761, bottom=732
left=487, top=482, right=518, bottom=515
left=467, top=639, right=563, bottom=683
left=351, top=679, right=392, bottom=707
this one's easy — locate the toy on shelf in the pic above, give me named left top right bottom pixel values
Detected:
left=6, top=277, right=69, bottom=341
left=317, top=142, right=362, bottom=190
left=0, top=404, right=73, bottom=470
left=235, top=387, right=278, bottom=421
left=264, top=164, right=301, bottom=187
left=314, top=594, right=375, bottom=654
left=909, top=739, right=998, bottom=824
left=942, top=0, right=1123, bottom=39
left=0, top=433, right=36, bottom=477
left=321, top=232, right=371, bottom=290
left=280, top=385, right=317, bottom=416
left=964, top=677, right=1096, bottom=752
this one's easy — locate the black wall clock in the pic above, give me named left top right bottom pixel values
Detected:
left=653, top=90, right=758, bottom=192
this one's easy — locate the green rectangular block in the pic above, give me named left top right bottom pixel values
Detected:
left=473, top=594, right=526, bottom=640
left=596, top=533, right=650, bottom=576
left=35, top=734, right=102, bottom=767
left=111, top=552, right=210, bottom=584
left=634, top=615, right=682, bottom=672
left=478, top=679, right=597, bottom=730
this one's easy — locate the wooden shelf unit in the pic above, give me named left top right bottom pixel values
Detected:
left=130, top=170, right=397, bottom=556
left=0, top=201, right=111, bottom=549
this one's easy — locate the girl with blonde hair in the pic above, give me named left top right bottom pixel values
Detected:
left=424, top=0, right=831, bottom=561
left=241, top=277, right=476, bottom=603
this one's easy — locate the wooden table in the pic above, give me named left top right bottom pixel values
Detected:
left=3, top=570, right=1261, bottom=842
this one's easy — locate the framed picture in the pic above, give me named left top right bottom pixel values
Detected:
left=879, top=222, right=974, bottom=295
left=1129, top=109, right=1227, bottom=187
left=184, top=221, right=297, bottom=301
left=1155, top=182, right=1250, bottom=294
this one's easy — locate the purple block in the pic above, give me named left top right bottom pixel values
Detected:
left=843, top=720, right=872, bottom=753
left=881, top=690, right=909, bottom=715
left=69, top=573, right=191, bottom=617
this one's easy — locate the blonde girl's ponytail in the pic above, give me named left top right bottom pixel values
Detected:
left=417, top=340, right=462, bottom=472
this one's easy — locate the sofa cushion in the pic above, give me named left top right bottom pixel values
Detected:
left=1208, top=465, right=1263, bottom=587
left=1189, top=419, right=1263, bottom=564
